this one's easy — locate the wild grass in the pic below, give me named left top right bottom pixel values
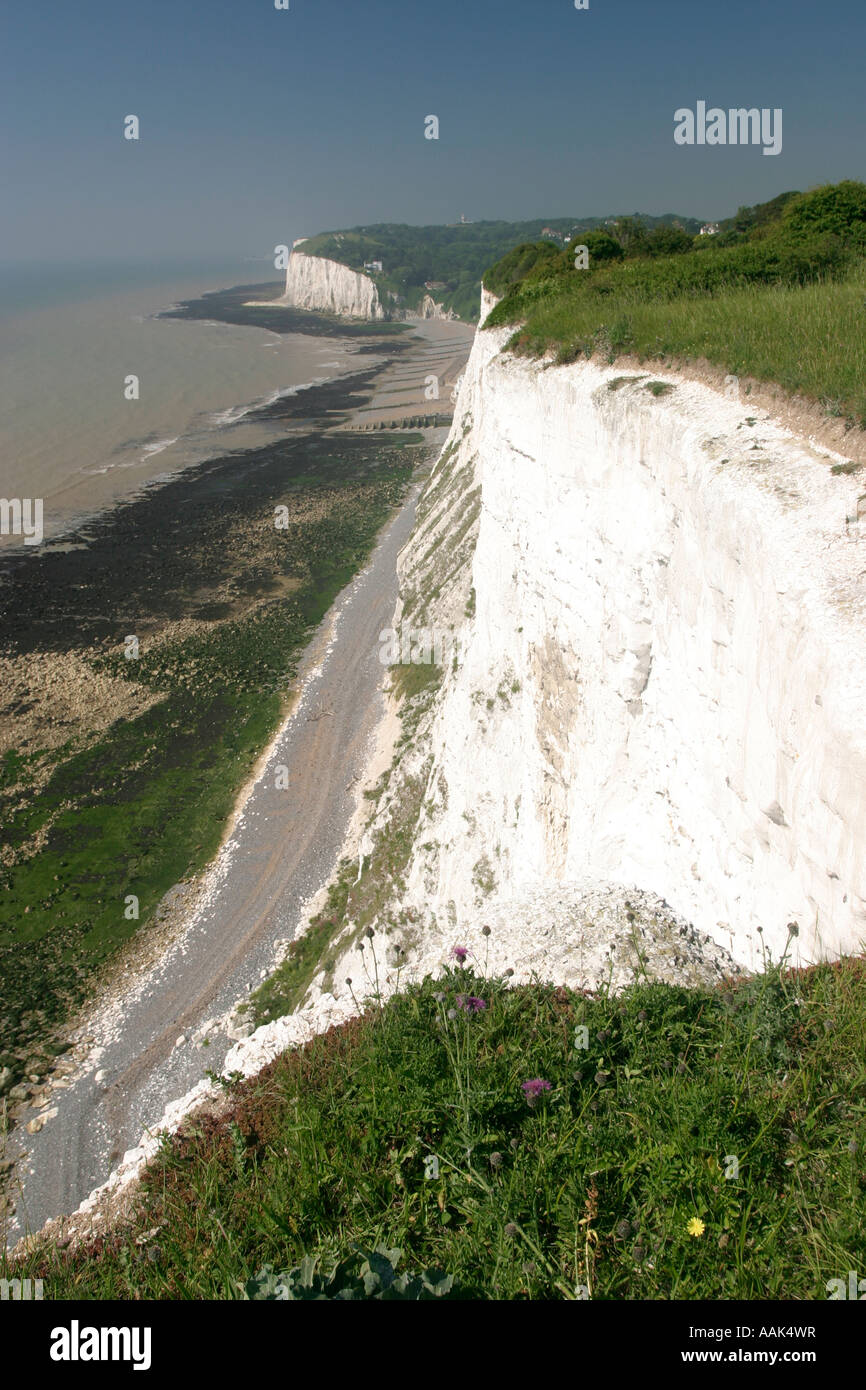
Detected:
left=498, top=266, right=866, bottom=429
left=485, top=182, right=866, bottom=427
left=11, top=946, right=865, bottom=1300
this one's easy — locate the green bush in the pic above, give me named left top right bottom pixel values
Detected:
left=483, top=240, right=564, bottom=296
left=782, top=181, right=866, bottom=248
left=573, top=230, right=625, bottom=263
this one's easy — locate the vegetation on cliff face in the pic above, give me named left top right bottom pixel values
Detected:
left=11, top=945, right=865, bottom=1301
left=483, top=182, right=866, bottom=430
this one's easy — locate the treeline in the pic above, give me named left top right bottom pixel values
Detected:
left=299, top=212, right=702, bottom=321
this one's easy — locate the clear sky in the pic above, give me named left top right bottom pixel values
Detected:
left=3, top=0, right=864, bottom=263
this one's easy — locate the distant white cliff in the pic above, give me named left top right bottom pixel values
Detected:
left=281, top=250, right=456, bottom=321
left=282, top=251, right=385, bottom=319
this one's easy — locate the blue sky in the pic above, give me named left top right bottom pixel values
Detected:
left=2, top=0, right=864, bottom=262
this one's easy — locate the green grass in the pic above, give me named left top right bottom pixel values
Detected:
left=500, top=269, right=866, bottom=427
left=12, top=948, right=865, bottom=1300
left=484, top=180, right=866, bottom=428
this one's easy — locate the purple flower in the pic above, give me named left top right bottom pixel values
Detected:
left=450, top=945, right=468, bottom=963
left=521, top=1078, right=552, bottom=1100
left=456, top=995, right=487, bottom=1013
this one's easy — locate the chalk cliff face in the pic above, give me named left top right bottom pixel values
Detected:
left=282, top=251, right=385, bottom=319
left=351, top=295, right=866, bottom=975
left=410, top=294, right=458, bottom=321
left=282, top=251, right=457, bottom=321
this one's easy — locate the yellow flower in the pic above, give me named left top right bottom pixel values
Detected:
left=687, top=1217, right=706, bottom=1238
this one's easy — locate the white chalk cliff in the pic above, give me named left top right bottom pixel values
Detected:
left=412, top=293, right=458, bottom=321
left=327, top=286, right=866, bottom=982
left=281, top=250, right=457, bottom=321
left=282, top=251, right=385, bottom=319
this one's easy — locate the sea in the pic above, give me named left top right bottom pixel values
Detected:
left=0, top=257, right=358, bottom=549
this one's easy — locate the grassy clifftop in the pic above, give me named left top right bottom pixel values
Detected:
left=11, top=945, right=865, bottom=1300
left=483, top=181, right=866, bottom=432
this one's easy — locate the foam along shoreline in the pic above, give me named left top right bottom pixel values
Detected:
left=208, top=377, right=337, bottom=428
left=0, top=352, right=370, bottom=554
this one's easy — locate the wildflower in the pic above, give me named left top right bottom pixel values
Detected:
left=456, top=995, right=487, bottom=1013
left=365, top=927, right=375, bottom=939
left=433, top=991, right=445, bottom=1003
left=504, top=967, right=514, bottom=977
left=447, top=1008, right=457, bottom=1021
left=521, top=1078, right=552, bottom=1100
left=481, top=925, right=491, bottom=937
left=451, top=945, right=468, bottom=963
left=489, top=1151, right=503, bottom=1170
left=687, top=1217, right=706, bottom=1238
left=504, top=1222, right=518, bottom=1238
left=345, top=978, right=352, bottom=987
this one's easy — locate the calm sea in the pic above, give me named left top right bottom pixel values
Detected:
left=0, top=258, right=357, bottom=548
